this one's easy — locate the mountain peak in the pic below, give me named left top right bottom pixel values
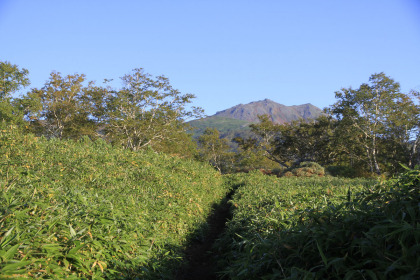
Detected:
left=213, top=99, right=322, bottom=124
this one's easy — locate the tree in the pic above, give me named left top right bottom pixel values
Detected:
left=382, top=90, right=420, bottom=170
left=0, top=61, right=30, bottom=123
left=22, top=72, right=95, bottom=139
left=105, top=68, right=203, bottom=151
left=81, top=80, right=112, bottom=125
left=154, top=129, right=198, bottom=159
left=233, top=135, right=279, bottom=172
left=328, top=73, right=419, bottom=174
left=0, top=61, right=30, bottom=99
left=197, top=128, right=233, bottom=172
left=241, top=115, right=336, bottom=169
left=247, top=115, right=290, bottom=168
left=273, top=115, right=336, bottom=166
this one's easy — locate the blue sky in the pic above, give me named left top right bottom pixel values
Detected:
left=1, top=0, right=419, bottom=116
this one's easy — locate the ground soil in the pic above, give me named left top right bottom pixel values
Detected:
left=174, top=191, right=233, bottom=280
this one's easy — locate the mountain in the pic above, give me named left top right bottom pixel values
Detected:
left=189, top=99, right=324, bottom=139
left=212, top=99, right=323, bottom=124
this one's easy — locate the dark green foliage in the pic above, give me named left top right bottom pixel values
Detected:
left=326, top=165, right=359, bottom=178
left=0, top=125, right=227, bottom=279
left=215, top=170, right=419, bottom=279
left=237, top=115, right=335, bottom=170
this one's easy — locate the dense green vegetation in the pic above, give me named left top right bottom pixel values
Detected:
left=215, top=170, right=420, bottom=279
left=0, top=126, right=227, bottom=279
left=1, top=60, right=419, bottom=279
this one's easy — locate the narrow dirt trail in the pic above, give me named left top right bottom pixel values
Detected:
left=175, top=191, right=234, bottom=280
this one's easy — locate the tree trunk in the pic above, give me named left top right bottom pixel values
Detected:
left=372, top=136, right=381, bottom=175
left=409, top=135, right=419, bottom=168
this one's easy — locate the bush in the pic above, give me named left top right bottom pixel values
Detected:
left=282, top=161, right=325, bottom=177
left=326, top=165, right=358, bottom=178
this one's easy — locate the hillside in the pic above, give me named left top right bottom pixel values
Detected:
left=188, top=116, right=252, bottom=139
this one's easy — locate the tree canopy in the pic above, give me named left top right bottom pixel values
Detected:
left=328, top=73, right=419, bottom=174
left=197, top=128, right=233, bottom=173
left=105, top=68, right=203, bottom=151
left=0, top=60, right=30, bottom=99
left=0, top=61, right=30, bottom=124
left=19, top=67, right=203, bottom=155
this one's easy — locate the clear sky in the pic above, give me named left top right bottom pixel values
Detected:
left=1, top=0, right=419, bottom=116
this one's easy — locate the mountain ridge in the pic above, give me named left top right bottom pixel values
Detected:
left=211, top=98, right=323, bottom=124
left=189, top=99, right=324, bottom=139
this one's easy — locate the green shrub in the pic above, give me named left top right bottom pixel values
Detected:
left=326, top=165, right=358, bottom=178
left=282, top=161, right=325, bottom=177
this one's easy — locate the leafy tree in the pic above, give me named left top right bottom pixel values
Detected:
left=382, top=90, right=420, bottom=170
left=0, top=61, right=30, bottom=123
left=272, top=115, right=336, bottom=166
left=151, top=128, right=198, bottom=159
left=22, top=72, right=95, bottom=139
left=241, top=115, right=334, bottom=169
left=198, top=128, right=234, bottom=172
left=327, top=114, right=368, bottom=176
left=233, top=135, right=279, bottom=172
left=246, top=115, right=290, bottom=168
left=328, top=73, right=419, bottom=174
left=105, top=68, right=203, bottom=151
left=0, top=60, right=30, bottom=99
left=81, top=80, right=113, bottom=125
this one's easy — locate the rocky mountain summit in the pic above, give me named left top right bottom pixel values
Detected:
left=213, top=99, right=323, bottom=124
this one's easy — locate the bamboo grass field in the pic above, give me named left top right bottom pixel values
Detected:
left=0, top=124, right=419, bottom=279
left=0, top=126, right=228, bottom=279
left=215, top=171, right=420, bottom=279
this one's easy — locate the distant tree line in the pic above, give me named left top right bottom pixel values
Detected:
left=1, top=60, right=419, bottom=176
